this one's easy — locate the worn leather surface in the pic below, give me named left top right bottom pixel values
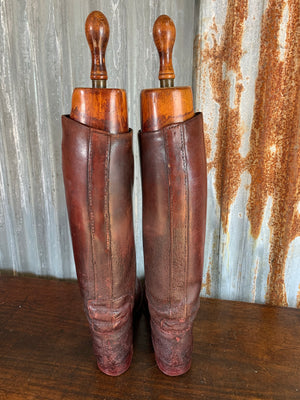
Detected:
left=139, top=112, right=207, bottom=376
left=62, top=115, right=136, bottom=376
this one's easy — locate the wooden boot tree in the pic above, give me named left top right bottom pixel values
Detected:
left=141, top=15, right=194, bottom=132
left=70, top=11, right=128, bottom=133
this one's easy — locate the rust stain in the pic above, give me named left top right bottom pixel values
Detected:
left=206, top=263, right=212, bottom=296
left=196, top=0, right=299, bottom=306
left=198, top=0, right=299, bottom=307
left=193, top=34, right=212, bottom=167
left=203, top=122, right=212, bottom=160
left=202, top=258, right=212, bottom=296
left=246, top=0, right=300, bottom=306
left=201, top=1, right=248, bottom=233
left=297, top=284, right=300, bottom=309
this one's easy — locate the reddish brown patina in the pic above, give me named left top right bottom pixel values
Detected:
left=140, top=113, right=207, bottom=376
left=62, top=117, right=136, bottom=375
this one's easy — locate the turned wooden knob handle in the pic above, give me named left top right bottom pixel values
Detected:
left=85, top=11, right=109, bottom=83
left=153, top=15, right=176, bottom=82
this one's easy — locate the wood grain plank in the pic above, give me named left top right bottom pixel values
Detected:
left=1, top=276, right=300, bottom=399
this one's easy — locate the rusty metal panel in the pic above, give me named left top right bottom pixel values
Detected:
left=194, top=0, right=300, bottom=307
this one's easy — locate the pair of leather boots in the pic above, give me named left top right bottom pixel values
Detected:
left=61, top=12, right=207, bottom=377
left=62, top=110, right=206, bottom=376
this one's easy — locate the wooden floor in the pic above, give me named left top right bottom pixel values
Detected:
left=0, top=276, right=300, bottom=400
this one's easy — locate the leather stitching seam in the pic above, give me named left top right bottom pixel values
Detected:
left=87, top=129, right=96, bottom=299
left=163, top=131, right=172, bottom=316
left=104, top=136, right=112, bottom=300
left=181, top=124, right=189, bottom=319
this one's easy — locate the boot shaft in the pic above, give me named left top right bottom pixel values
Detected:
left=62, top=115, right=136, bottom=376
left=139, top=112, right=207, bottom=376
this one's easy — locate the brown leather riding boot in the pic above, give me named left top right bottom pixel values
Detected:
left=62, top=115, right=136, bottom=376
left=139, top=112, right=207, bottom=376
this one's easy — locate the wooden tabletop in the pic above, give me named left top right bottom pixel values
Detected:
left=0, top=276, right=299, bottom=400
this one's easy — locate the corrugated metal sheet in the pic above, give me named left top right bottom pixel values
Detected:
left=1, top=0, right=299, bottom=307
left=0, top=0, right=195, bottom=278
left=194, top=0, right=300, bottom=307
